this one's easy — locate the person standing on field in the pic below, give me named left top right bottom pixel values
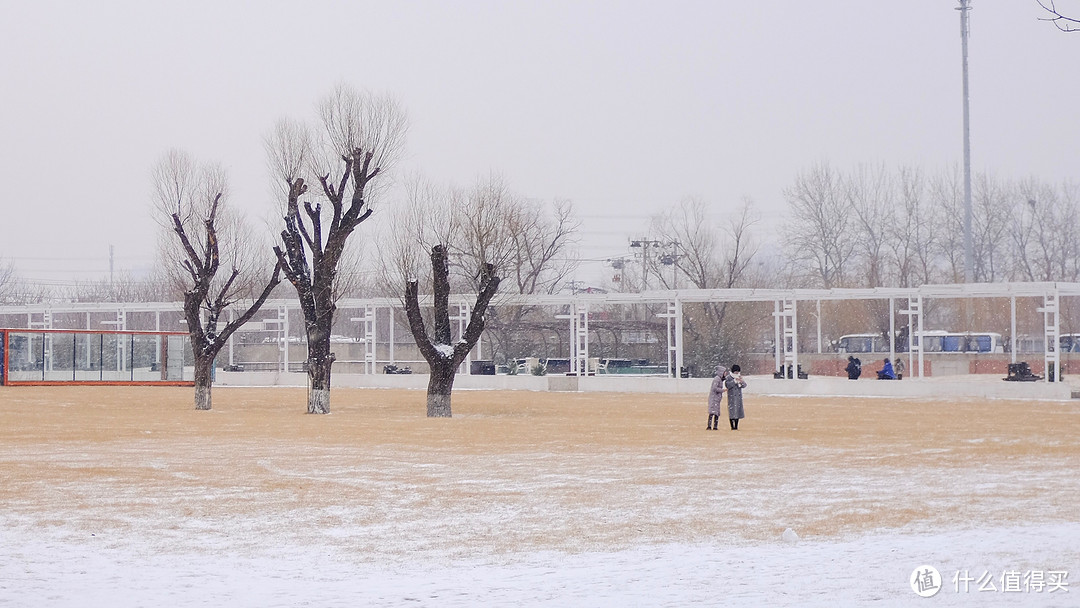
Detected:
left=726, top=364, right=748, bottom=430
left=845, top=355, right=862, bottom=380
left=707, top=365, right=728, bottom=430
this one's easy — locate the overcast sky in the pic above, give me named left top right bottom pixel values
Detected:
left=1, top=1, right=1077, bottom=288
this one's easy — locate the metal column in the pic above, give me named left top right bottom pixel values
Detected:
left=674, top=298, right=684, bottom=378
left=658, top=301, right=679, bottom=377
left=261, top=304, right=290, bottom=372
left=571, top=302, right=589, bottom=376
left=888, top=298, right=896, bottom=363
left=773, top=301, right=782, bottom=373
left=454, top=301, right=471, bottom=374
left=1040, top=290, right=1060, bottom=382
left=774, top=298, right=798, bottom=378
left=357, top=304, right=377, bottom=375
left=1010, top=296, right=1017, bottom=365
left=901, top=296, right=924, bottom=378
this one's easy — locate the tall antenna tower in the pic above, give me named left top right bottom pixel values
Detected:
left=109, top=244, right=115, bottom=299
left=958, top=0, right=973, bottom=283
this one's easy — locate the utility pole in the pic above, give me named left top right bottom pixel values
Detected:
left=958, top=0, right=974, bottom=283
left=659, top=242, right=681, bottom=289
left=629, top=238, right=661, bottom=291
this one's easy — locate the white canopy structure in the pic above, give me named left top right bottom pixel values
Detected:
left=2, top=281, right=1078, bottom=383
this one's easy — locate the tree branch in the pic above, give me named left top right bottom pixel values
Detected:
left=430, top=245, right=452, bottom=345
left=202, top=193, right=223, bottom=280
left=303, top=201, right=323, bottom=256
left=453, top=263, right=501, bottom=366
left=171, top=212, right=205, bottom=277
left=1038, top=0, right=1080, bottom=31
left=212, top=260, right=283, bottom=352
left=404, top=279, right=438, bottom=363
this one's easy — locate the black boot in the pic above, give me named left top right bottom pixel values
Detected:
left=734, top=419, right=740, bottom=430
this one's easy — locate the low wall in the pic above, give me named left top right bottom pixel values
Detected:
left=215, top=371, right=1077, bottom=401
left=747, top=353, right=1080, bottom=378
left=745, top=376, right=1073, bottom=401
left=216, top=371, right=549, bottom=391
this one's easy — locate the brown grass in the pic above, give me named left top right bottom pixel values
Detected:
left=1, top=386, right=1077, bottom=558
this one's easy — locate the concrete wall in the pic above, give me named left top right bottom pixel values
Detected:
left=747, top=353, right=1080, bottom=378
left=216, top=370, right=548, bottom=392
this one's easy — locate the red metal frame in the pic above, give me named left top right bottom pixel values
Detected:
left=1, top=328, right=195, bottom=387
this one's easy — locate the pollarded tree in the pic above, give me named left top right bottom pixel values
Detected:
left=379, top=174, right=577, bottom=367
left=382, top=176, right=510, bottom=416
left=405, top=244, right=500, bottom=417
left=153, top=150, right=282, bottom=410
left=267, top=85, right=407, bottom=414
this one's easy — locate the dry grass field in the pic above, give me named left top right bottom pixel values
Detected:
left=2, top=384, right=1077, bottom=562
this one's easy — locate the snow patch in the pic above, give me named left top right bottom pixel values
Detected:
left=782, top=527, right=800, bottom=543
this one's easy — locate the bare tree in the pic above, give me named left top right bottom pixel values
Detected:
left=1038, top=0, right=1080, bottom=31
left=0, top=259, right=52, bottom=305
left=267, top=86, right=407, bottom=414
left=888, top=166, right=941, bottom=287
left=66, top=269, right=181, bottom=303
left=969, top=172, right=1015, bottom=282
left=1012, top=178, right=1080, bottom=281
left=782, top=161, right=1077, bottom=290
left=458, top=176, right=579, bottom=364
left=405, top=245, right=500, bottom=417
left=0, top=259, right=18, bottom=304
left=927, top=166, right=969, bottom=283
left=647, top=197, right=762, bottom=374
left=844, top=164, right=894, bottom=288
left=649, top=198, right=719, bottom=290
left=382, top=174, right=578, bottom=366
left=782, top=163, right=855, bottom=288
left=153, top=150, right=282, bottom=410
left=1061, top=182, right=1080, bottom=280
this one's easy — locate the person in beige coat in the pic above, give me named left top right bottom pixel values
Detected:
left=707, top=365, right=728, bottom=430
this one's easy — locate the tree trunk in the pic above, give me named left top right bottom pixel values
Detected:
left=426, top=362, right=456, bottom=418
left=306, top=334, right=334, bottom=415
left=193, top=356, right=213, bottom=411
left=405, top=248, right=500, bottom=419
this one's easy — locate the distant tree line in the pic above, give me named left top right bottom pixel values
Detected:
left=782, top=162, right=1080, bottom=289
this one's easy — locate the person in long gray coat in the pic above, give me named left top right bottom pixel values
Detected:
left=725, top=364, right=748, bottom=430
left=707, top=365, right=728, bottom=430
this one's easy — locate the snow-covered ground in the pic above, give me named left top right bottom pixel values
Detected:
left=0, top=387, right=1076, bottom=606
left=1, top=523, right=1077, bottom=607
